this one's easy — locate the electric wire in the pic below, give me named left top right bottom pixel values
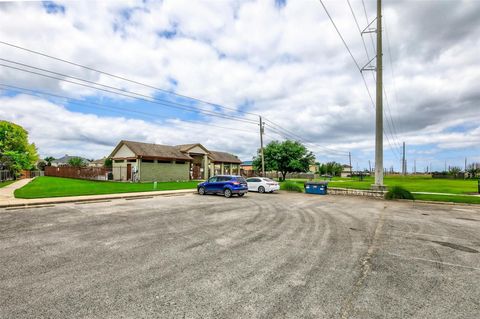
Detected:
left=0, top=83, right=258, bottom=134
left=0, top=61, right=259, bottom=125
left=347, top=0, right=403, bottom=155
left=0, top=40, right=260, bottom=118
left=319, top=0, right=401, bottom=161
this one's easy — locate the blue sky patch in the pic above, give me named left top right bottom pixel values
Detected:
left=275, top=0, right=287, bottom=9
left=42, top=1, right=65, bottom=14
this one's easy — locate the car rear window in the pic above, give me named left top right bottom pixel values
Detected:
left=236, top=177, right=247, bottom=183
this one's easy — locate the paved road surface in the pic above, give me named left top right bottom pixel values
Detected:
left=0, top=193, right=479, bottom=318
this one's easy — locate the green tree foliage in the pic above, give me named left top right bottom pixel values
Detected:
left=325, top=162, right=344, bottom=176
left=0, top=121, right=38, bottom=176
left=253, top=140, right=315, bottom=181
left=44, top=156, right=55, bottom=166
left=37, top=160, right=47, bottom=171
left=104, top=158, right=113, bottom=168
left=448, top=166, right=462, bottom=176
left=68, top=157, right=87, bottom=168
left=466, top=164, right=478, bottom=178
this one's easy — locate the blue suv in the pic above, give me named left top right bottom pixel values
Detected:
left=197, top=175, right=248, bottom=198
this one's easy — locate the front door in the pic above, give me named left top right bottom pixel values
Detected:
left=127, top=164, right=132, bottom=181
left=192, top=164, right=201, bottom=180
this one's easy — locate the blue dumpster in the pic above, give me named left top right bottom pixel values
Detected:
left=304, top=182, right=328, bottom=195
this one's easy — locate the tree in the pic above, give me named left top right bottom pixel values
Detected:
left=448, top=166, right=462, bottom=176
left=68, top=157, right=87, bottom=168
left=325, top=162, right=343, bottom=176
left=44, top=156, right=55, bottom=166
left=0, top=121, right=38, bottom=176
left=318, top=163, right=327, bottom=175
left=252, top=140, right=315, bottom=181
left=37, top=160, right=47, bottom=171
left=467, top=164, right=479, bottom=178
left=104, top=158, right=112, bottom=168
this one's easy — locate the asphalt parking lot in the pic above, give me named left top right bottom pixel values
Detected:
left=0, top=192, right=479, bottom=318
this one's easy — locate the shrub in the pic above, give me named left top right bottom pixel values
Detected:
left=385, top=186, right=414, bottom=200
left=281, top=180, right=304, bottom=193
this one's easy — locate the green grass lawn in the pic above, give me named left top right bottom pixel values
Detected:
left=14, top=176, right=199, bottom=199
left=282, top=175, right=480, bottom=204
left=413, top=194, right=480, bottom=205
left=305, top=175, right=478, bottom=194
left=0, top=180, right=15, bottom=188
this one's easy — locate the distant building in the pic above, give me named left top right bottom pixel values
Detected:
left=341, top=165, right=353, bottom=178
left=240, top=161, right=255, bottom=177
left=109, top=140, right=242, bottom=182
left=51, top=155, right=91, bottom=167
left=89, top=158, right=106, bottom=167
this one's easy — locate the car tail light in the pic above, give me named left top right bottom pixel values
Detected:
left=232, top=182, right=240, bottom=185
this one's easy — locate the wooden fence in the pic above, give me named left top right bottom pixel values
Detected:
left=45, top=166, right=109, bottom=181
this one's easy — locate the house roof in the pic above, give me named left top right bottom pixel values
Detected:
left=52, top=155, right=90, bottom=164
left=110, top=140, right=193, bottom=161
left=175, top=143, right=209, bottom=154
left=241, top=161, right=253, bottom=166
left=209, top=151, right=242, bottom=164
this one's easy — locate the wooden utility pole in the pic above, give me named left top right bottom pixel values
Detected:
left=402, top=141, right=406, bottom=176
left=259, top=116, right=265, bottom=177
left=373, top=0, right=384, bottom=188
left=349, top=152, right=353, bottom=177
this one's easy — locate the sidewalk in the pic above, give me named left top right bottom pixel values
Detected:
left=0, top=178, right=33, bottom=202
left=0, top=179, right=196, bottom=208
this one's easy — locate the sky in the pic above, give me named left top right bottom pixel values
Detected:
left=0, top=0, right=479, bottom=172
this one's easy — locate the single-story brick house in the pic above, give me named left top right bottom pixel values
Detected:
left=109, top=140, right=242, bottom=182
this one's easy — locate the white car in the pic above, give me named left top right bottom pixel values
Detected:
left=246, top=177, right=280, bottom=193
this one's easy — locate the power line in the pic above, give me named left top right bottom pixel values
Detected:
left=264, top=123, right=350, bottom=157
left=0, top=61, right=259, bottom=125
left=0, top=83, right=258, bottom=134
left=346, top=0, right=402, bottom=155
left=318, top=0, right=361, bottom=71
left=318, top=0, right=401, bottom=161
left=0, top=40, right=260, bottom=118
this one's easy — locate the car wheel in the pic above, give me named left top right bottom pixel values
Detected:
left=198, top=187, right=205, bottom=195
left=224, top=188, right=232, bottom=198
left=238, top=193, right=245, bottom=197
left=258, top=186, right=265, bottom=193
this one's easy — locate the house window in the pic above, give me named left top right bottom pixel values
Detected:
left=127, top=159, right=136, bottom=163
left=158, top=160, right=172, bottom=164
left=142, top=159, right=154, bottom=163
left=176, top=161, right=185, bottom=164
left=114, top=160, right=124, bottom=163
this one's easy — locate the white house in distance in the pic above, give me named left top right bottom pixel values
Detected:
left=109, top=140, right=242, bottom=182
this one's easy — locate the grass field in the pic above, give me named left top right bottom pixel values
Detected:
left=282, top=175, right=480, bottom=204
left=296, top=175, right=478, bottom=194
left=0, top=180, right=15, bottom=188
left=14, top=176, right=198, bottom=199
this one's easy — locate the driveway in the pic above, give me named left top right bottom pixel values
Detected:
left=0, top=193, right=479, bottom=318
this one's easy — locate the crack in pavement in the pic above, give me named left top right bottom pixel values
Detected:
left=340, top=206, right=386, bottom=319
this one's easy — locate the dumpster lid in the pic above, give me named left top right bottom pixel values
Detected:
left=305, top=181, right=329, bottom=186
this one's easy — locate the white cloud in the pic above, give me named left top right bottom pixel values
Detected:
left=0, top=0, right=479, bottom=170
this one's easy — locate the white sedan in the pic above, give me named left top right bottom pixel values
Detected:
left=246, top=177, right=280, bottom=193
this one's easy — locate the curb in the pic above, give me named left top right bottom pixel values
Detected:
left=0, top=189, right=197, bottom=209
